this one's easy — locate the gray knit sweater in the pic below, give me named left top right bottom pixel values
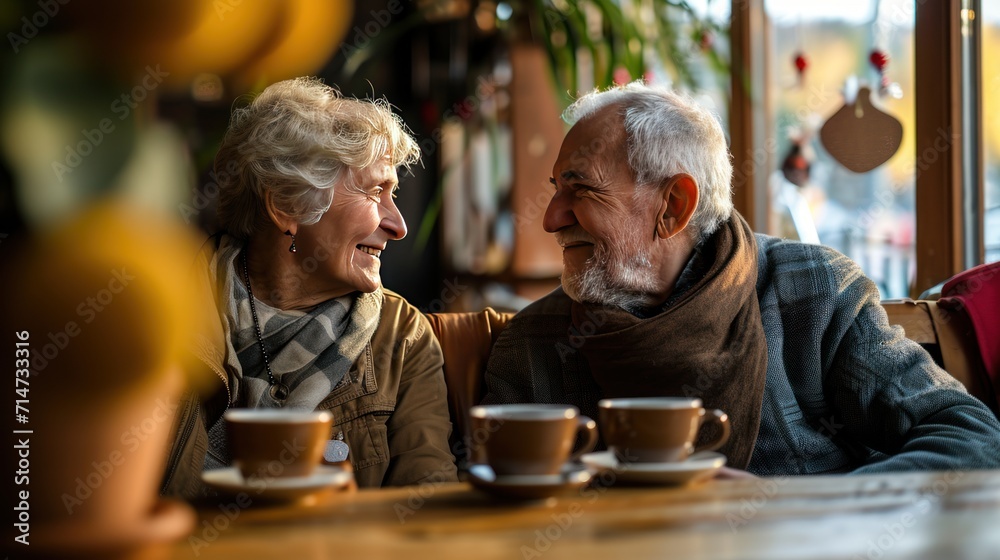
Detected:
left=483, top=235, right=1000, bottom=475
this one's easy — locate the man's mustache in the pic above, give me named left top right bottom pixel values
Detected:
left=555, top=228, right=598, bottom=247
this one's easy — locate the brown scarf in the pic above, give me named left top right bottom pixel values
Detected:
left=569, top=213, right=767, bottom=469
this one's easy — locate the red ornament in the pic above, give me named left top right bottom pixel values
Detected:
left=794, top=52, right=808, bottom=73
left=613, top=67, right=631, bottom=86
left=419, top=99, right=439, bottom=130
left=698, top=29, right=714, bottom=52
left=869, top=50, right=890, bottom=72
left=792, top=52, right=807, bottom=87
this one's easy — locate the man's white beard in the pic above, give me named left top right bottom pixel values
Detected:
left=561, top=225, right=659, bottom=313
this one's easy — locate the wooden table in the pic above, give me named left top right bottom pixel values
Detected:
left=163, top=470, right=1000, bottom=560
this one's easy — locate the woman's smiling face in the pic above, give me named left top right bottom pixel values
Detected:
left=294, top=155, right=407, bottom=297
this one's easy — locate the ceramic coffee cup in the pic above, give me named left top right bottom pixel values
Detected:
left=598, top=398, right=730, bottom=463
left=468, top=404, right=599, bottom=477
left=225, top=409, right=333, bottom=479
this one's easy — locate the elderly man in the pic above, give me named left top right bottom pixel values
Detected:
left=483, top=82, right=1000, bottom=475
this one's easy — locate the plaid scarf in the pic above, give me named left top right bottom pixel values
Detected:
left=205, top=236, right=380, bottom=467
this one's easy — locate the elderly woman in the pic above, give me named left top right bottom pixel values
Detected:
left=163, top=78, right=457, bottom=496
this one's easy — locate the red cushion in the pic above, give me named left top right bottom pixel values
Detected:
left=939, top=262, right=1000, bottom=393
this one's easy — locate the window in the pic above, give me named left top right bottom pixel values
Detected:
left=764, top=0, right=915, bottom=298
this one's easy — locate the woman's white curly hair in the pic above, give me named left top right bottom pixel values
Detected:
left=215, top=77, right=420, bottom=239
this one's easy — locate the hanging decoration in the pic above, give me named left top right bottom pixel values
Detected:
left=820, top=86, right=903, bottom=173
left=868, top=48, right=901, bottom=98
left=869, top=49, right=889, bottom=77
left=818, top=0, right=904, bottom=174
left=868, top=0, right=902, bottom=99
left=793, top=52, right=808, bottom=88
left=695, top=26, right=714, bottom=52
left=790, top=10, right=807, bottom=89
left=781, top=128, right=813, bottom=188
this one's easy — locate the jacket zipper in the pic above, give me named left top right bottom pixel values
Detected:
left=197, top=354, right=231, bottom=412
left=160, top=393, right=199, bottom=494
left=162, top=354, right=231, bottom=494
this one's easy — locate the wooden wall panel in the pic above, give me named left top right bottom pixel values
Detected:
left=508, top=44, right=565, bottom=281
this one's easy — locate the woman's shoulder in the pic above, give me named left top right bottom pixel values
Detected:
left=379, top=287, right=418, bottom=312
left=375, top=288, right=430, bottom=340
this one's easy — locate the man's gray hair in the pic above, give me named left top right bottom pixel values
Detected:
left=562, top=81, right=733, bottom=240
left=215, top=77, right=420, bottom=240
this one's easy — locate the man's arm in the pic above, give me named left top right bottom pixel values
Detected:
left=825, top=276, right=1000, bottom=473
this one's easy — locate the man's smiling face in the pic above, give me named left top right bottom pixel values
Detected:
left=544, top=106, right=661, bottom=308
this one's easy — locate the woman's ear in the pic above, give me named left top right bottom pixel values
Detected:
left=654, top=173, right=699, bottom=239
left=263, top=190, right=298, bottom=236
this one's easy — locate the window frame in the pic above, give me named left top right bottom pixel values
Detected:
left=730, top=0, right=985, bottom=296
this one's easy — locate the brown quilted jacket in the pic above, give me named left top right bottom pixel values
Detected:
left=160, top=245, right=457, bottom=498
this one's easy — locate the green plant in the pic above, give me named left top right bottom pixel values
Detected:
left=516, top=0, right=729, bottom=102
left=337, top=0, right=731, bottom=255
left=340, top=0, right=730, bottom=104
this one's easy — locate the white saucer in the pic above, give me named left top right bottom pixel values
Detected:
left=467, top=463, right=594, bottom=500
left=580, top=450, right=726, bottom=486
left=202, top=465, right=353, bottom=503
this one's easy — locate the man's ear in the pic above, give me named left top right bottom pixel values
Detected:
left=654, top=173, right=699, bottom=240
left=263, top=190, right=298, bottom=236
